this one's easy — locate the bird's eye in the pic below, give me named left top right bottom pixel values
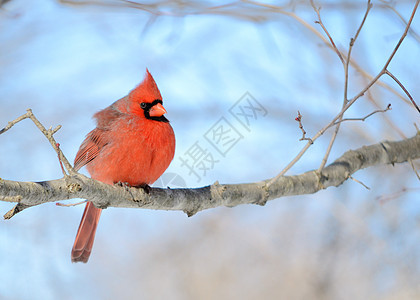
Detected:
left=140, top=102, right=147, bottom=109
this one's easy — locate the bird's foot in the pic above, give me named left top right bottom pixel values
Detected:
left=114, top=181, right=132, bottom=188
left=114, top=182, right=151, bottom=194
left=132, top=184, right=151, bottom=194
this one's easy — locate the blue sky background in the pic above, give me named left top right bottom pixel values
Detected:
left=0, top=0, right=420, bottom=299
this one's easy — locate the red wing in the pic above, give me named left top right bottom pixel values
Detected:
left=74, top=104, right=123, bottom=171
left=74, top=128, right=108, bottom=171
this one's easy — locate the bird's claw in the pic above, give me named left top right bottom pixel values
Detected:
left=133, top=184, right=151, bottom=194
left=115, top=182, right=151, bottom=194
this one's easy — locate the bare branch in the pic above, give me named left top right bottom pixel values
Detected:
left=377, top=187, right=420, bottom=204
left=382, top=0, right=420, bottom=71
left=379, top=0, right=420, bottom=43
left=333, top=104, right=392, bottom=125
left=4, top=203, right=32, bottom=220
left=0, top=110, right=32, bottom=135
left=318, top=0, right=373, bottom=172
left=348, top=175, right=370, bottom=190
left=364, top=77, right=407, bottom=139
left=310, top=0, right=345, bottom=65
left=56, top=200, right=87, bottom=207
left=1, top=134, right=419, bottom=219
left=0, top=109, right=75, bottom=175
left=385, top=69, right=420, bottom=113
left=295, top=111, right=313, bottom=143
left=273, top=0, right=420, bottom=180
left=409, top=159, right=420, bottom=181
left=317, top=100, right=387, bottom=174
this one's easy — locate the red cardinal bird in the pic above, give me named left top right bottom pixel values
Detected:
left=71, top=70, right=175, bottom=263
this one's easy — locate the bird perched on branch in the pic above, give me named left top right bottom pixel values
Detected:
left=71, top=70, right=175, bottom=263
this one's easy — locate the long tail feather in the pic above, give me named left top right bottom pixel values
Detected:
left=71, top=202, right=102, bottom=263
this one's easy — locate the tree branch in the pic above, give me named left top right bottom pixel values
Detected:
left=295, top=111, right=313, bottom=143
left=332, top=104, right=391, bottom=125
left=275, top=0, right=419, bottom=180
left=310, top=0, right=345, bottom=66
left=317, top=0, right=372, bottom=172
left=0, top=109, right=75, bottom=175
left=1, top=134, right=419, bottom=219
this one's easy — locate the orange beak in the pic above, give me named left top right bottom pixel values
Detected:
left=149, top=103, right=167, bottom=117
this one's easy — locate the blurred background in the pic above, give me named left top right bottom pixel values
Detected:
left=0, top=0, right=420, bottom=299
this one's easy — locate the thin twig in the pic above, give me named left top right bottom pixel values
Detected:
left=318, top=0, right=373, bottom=172
left=55, top=143, right=67, bottom=176
left=56, top=200, right=87, bottom=207
left=379, top=0, right=420, bottom=43
left=381, top=1, right=420, bottom=72
left=295, top=111, right=313, bottom=143
left=0, top=110, right=32, bottom=135
left=310, top=0, right=345, bottom=65
left=4, top=203, right=32, bottom=220
left=409, top=159, right=420, bottom=181
left=333, top=104, right=392, bottom=125
left=344, top=0, right=372, bottom=104
left=0, top=109, right=75, bottom=175
left=385, top=69, right=420, bottom=113
left=364, top=76, right=406, bottom=139
left=349, top=175, right=370, bottom=190
left=377, top=187, right=420, bottom=204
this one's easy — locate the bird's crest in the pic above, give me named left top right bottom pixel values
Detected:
left=129, top=69, right=162, bottom=104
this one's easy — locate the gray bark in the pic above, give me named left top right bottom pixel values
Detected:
left=1, top=133, right=419, bottom=219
